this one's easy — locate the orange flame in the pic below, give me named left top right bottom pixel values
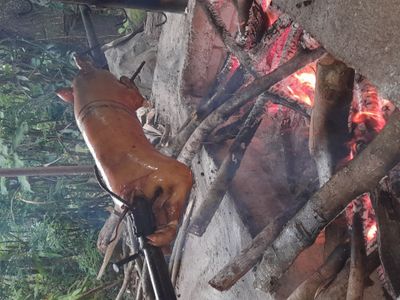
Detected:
left=366, top=223, right=377, bottom=241
left=283, top=69, right=316, bottom=106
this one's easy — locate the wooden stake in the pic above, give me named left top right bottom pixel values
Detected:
left=346, top=211, right=366, bottom=300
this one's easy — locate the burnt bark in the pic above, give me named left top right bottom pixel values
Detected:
left=346, top=211, right=366, bottom=300
left=254, top=109, right=400, bottom=293
left=287, top=243, right=350, bottom=300
left=371, top=172, right=400, bottom=298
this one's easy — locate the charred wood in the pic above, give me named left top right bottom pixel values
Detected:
left=197, top=0, right=258, bottom=77
left=346, top=211, right=366, bottom=300
left=209, top=180, right=318, bottom=291
left=178, top=48, right=325, bottom=165
left=309, top=54, right=354, bottom=258
left=287, top=242, right=350, bottom=300
left=188, top=95, right=266, bottom=236
left=251, top=14, right=293, bottom=60
left=254, top=109, right=400, bottom=293
left=371, top=172, right=400, bottom=298
left=208, top=106, right=252, bottom=144
left=309, top=54, right=354, bottom=186
left=315, top=249, right=380, bottom=300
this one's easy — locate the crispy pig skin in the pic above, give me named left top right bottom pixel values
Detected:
left=57, top=58, right=193, bottom=247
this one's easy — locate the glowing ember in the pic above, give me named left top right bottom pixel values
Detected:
left=367, top=223, right=377, bottom=241
left=280, top=67, right=316, bottom=107
left=294, top=72, right=316, bottom=89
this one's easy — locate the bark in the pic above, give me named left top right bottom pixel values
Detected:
left=209, top=180, right=317, bottom=291
left=315, top=250, right=380, bottom=300
left=254, top=109, right=400, bottom=293
left=346, top=211, right=366, bottom=300
left=178, top=48, right=325, bottom=165
left=371, top=173, right=400, bottom=298
left=287, top=243, right=350, bottom=300
left=0, top=165, right=93, bottom=177
left=188, top=96, right=266, bottom=236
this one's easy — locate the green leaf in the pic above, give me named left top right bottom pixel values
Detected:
left=18, top=176, right=32, bottom=193
left=13, top=121, right=29, bottom=148
left=0, top=177, right=8, bottom=195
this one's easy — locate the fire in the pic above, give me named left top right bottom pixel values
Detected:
left=367, top=223, right=377, bottom=241
left=294, top=72, right=316, bottom=88
left=281, top=67, right=316, bottom=106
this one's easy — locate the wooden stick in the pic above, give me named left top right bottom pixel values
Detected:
left=309, top=54, right=354, bottom=258
left=309, top=54, right=354, bottom=186
left=178, top=48, right=325, bottom=165
left=188, top=95, right=266, bottom=236
left=287, top=242, right=350, bottom=300
left=315, top=249, right=380, bottom=299
left=254, top=109, right=400, bottom=293
left=209, top=180, right=318, bottom=291
left=346, top=211, right=366, bottom=300
left=0, top=165, right=93, bottom=177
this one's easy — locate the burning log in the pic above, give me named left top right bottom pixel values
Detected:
left=309, top=54, right=354, bottom=257
left=314, top=249, right=380, bottom=300
left=287, top=242, right=350, bottom=300
left=254, top=109, right=400, bottom=293
left=347, top=211, right=367, bottom=300
left=178, top=48, right=325, bottom=165
left=371, top=172, right=400, bottom=298
left=208, top=180, right=317, bottom=291
left=188, top=95, right=266, bottom=236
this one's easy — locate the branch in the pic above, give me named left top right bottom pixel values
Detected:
left=177, top=48, right=325, bottom=165
left=346, top=211, right=366, bottom=300
left=188, top=95, right=266, bottom=236
left=209, top=180, right=317, bottom=291
left=254, top=109, right=400, bottom=293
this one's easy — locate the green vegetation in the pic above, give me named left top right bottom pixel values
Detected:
left=0, top=39, right=119, bottom=299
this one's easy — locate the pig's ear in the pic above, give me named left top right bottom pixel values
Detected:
left=56, top=87, right=74, bottom=103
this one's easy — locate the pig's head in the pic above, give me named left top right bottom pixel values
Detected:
left=56, top=55, right=144, bottom=113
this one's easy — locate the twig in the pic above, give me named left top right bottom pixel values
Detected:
left=254, top=110, right=400, bottom=293
left=346, top=211, right=366, bottom=300
left=177, top=48, right=325, bottom=165
left=188, top=96, right=266, bottom=236
left=209, top=179, right=317, bottom=291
